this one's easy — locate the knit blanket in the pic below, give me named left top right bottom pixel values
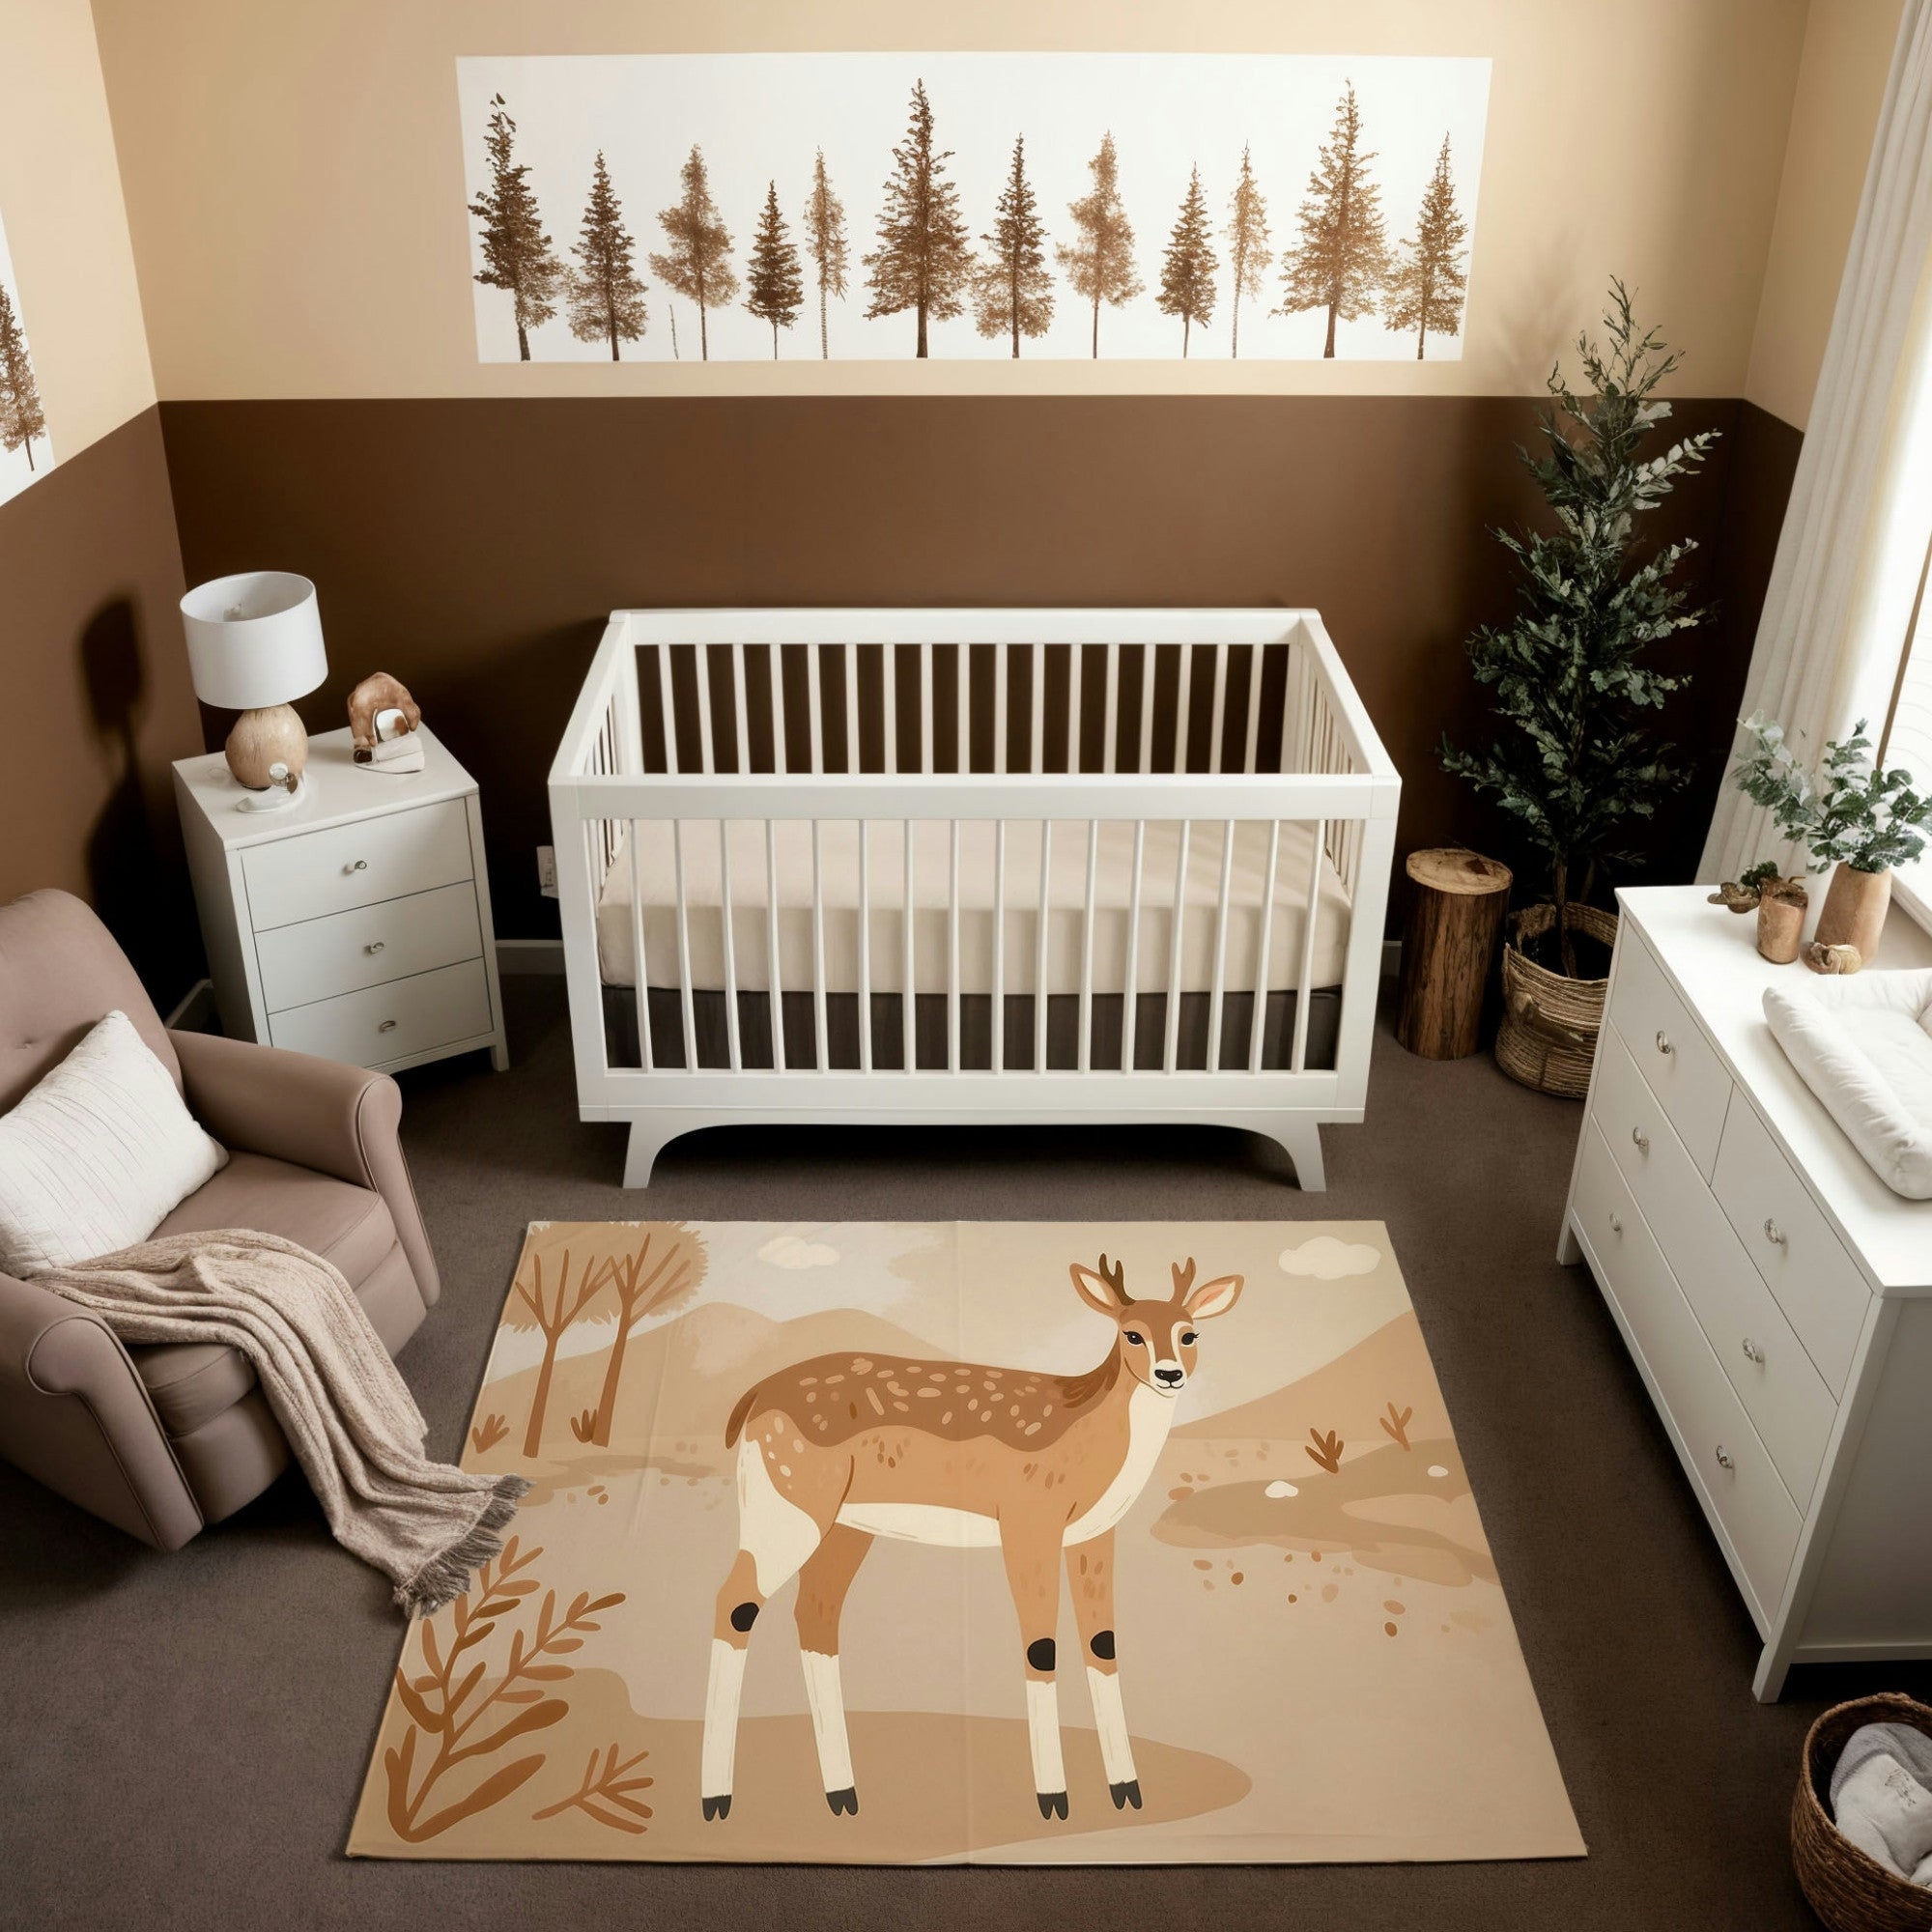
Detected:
left=40, top=1229, right=526, bottom=1616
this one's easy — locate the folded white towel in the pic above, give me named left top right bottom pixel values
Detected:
left=1831, top=1722, right=1932, bottom=1882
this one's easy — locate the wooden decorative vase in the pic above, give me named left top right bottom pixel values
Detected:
left=1813, top=864, right=1889, bottom=966
left=1756, top=889, right=1806, bottom=965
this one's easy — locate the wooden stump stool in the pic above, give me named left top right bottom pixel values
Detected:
left=1397, top=848, right=1513, bottom=1060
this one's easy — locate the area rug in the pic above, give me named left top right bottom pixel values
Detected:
left=349, top=1220, right=1582, bottom=1864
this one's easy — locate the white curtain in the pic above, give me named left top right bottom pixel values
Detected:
left=1701, top=0, right=1932, bottom=883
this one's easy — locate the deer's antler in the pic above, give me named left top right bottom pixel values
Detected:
left=1094, top=1253, right=1125, bottom=1299
left=1171, top=1257, right=1197, bottom=1296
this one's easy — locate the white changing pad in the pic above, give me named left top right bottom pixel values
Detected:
left=594, top=817, right=1353, bottom=998
left=1764, top=970, right=1932, bottom=1199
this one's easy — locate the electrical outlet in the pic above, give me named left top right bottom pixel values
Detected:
left=537, top=845, right=558, bottom=898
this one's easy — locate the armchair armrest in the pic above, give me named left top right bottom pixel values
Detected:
left=169, top=1029, right=440, bottom=1307
left=0, top=1269, right=203, bottom=1549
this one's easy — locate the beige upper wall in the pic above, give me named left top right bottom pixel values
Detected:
left=92, top=0, right=1815, bottom=401
left=1746, top=0, right=1905, bottom=431
left=0, top=0, right=154, bottom=459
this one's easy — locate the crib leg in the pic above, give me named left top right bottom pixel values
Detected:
left=1270, top=1119, right=1326, bottom=1192
left=622, top=1119, right=678, bottom=1189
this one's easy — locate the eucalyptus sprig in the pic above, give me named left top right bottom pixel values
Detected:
left=1729, top=713, right=1932, bottom=874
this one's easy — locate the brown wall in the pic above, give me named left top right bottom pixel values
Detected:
left=157, top=394, right=1800, bottom=939
left=0, top=408, right=200, bottom=995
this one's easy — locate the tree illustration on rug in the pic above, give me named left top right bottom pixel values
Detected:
left=0, top=284, right=45, bottom=469
left=865, top=79, right=975, bottom=358
left=566, top=152, right=648, bottom=361
left=383, top=1537, right=624, bottom=1843
left=1156, top=166, right=1218, bottom=357
left=651, top=146, right=738, bottom=361
left=744, top=182, right=805, bottom=359
left=1305, top=1427, right=1345, bottom=1473
left=1384, top=135, right=1468, bottom=360
left=586, top=1226, right=703, bottom=1447
left=1223, top=144, right=1273, bottom=360
left=468, top=95, right=563, bottom=362
left=801, top=149, right=850, bottom=359
left=1058, top=131, right=1142, bottom=358
left=974, top=135, right=1055, bottom=356
left=1277, top=83, right=1391, bottom=359
left=532, top=1742, right=655, bottom=1834
left=507, top=1248, right=615, bottom=1455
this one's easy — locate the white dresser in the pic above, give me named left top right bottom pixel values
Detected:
left=1563, top=885, right=1932, bottom=1699
left=174, top=724, right=508, bottom=1076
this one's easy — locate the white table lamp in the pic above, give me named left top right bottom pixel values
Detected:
left=182, top=571, right=327, bottom=810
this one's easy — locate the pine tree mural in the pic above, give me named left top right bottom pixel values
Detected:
left=1385, top=134, right=1469, bottom=359
left=744, top=181, right=805, bottom=358
left=864, top=79, right=975, bottom=357
left=1058, top=132, right=1143, bottom=358
left=468, top=94, right=563, bottom=361
left=802, top=148, right=849, bottom=360
left=973, top=135, right=1054, bottom=356
left=565, top=152, right=648, bottom=360
left=1277, top=82, right=1392, bottom=359
left=1224, top=144, right=1273, bottom=360
left=650, top=146, right=739, bottom=362
left=1156, top=165, right=1218, bottom=356
left=0, top=285, right=46, bottom=471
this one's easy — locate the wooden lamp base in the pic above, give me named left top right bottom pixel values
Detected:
left=225, top=702, right=310, bottom=790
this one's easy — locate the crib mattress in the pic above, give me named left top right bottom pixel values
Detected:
left=594, top=817, right=1352, bottom=997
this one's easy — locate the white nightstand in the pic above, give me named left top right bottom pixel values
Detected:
left=173, top=724, right=509, bottom=1075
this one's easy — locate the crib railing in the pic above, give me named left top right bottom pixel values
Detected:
left=549, top=611, right=1399, bottom=1158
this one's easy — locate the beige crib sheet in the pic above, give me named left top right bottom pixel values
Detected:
left=594, top=818, right=1352, bottom=997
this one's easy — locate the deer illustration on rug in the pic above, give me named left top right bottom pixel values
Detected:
left=699, top=1253, right=1244, bottom=1824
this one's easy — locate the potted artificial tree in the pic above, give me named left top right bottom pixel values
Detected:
left=1442, top=281, right=1719, bottom=1096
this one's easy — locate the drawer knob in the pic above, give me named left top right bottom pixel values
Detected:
left=378, top=1018, right=399, bottom=1034
left=365, top=941, right=385, bottom=955
left=345, top=859, right=369, bottom=874
left=1632, top=1125, right=1651, bottom=1154
left=1608, top=1210, right=1623, bottom=1235
left=1741, top=1336, right=1765, bottom=1366
left=1764, top=1218, right=1786, bottom=1247
left=1714, top=1444, right=1735, bottom=1472
left=1655, top=1030, right=1673, bottom=1056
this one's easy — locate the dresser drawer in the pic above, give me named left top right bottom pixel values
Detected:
left=1714, top=1098, right=1869, bottom=1398
left=255, top=882, right=484, bottom=1014
left=268, top=958, right=493, bottom=1066
left=1594, top=1028, right=1835, bottom=1506
left=1606, top=932, right=1733, bottom=1176
left=242, top=800, right=473, bottom=931
left=1573, top=1124, right=1803, bottom=1628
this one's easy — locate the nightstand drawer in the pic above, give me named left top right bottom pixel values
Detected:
left=255, top=882, right=484, bottom=1013
left=1714, top=1097, right=1869, bottom=1398
left=1606, top=932, right=1732, bottom=1176
left=242, top=799, right=473, bottom=931
left=268, top=958, right=493, bottom=1066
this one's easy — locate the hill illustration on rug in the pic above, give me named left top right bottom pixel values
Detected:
left=349, top=1220, right=1583, bottom=1864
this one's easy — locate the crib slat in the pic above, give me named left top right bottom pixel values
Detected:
left=1078, top=818, right=1099, bottom=1073
left=673, top=819, right=696, bottom=1070
left=948, top=819, right=961, bottom=1072
left=629, top=819, right=652, bottom=1072
left=1174, top=644, right=1193, bottom=775
left=765, top=817, right=785, bottom=1072
left=993, top=645, right=1009, bottom=776
left=1292, top=817, right=1325, bottom=1074
left=1207, top=818, right=1236, bottom=1070
left=1103, top=642, right=1120, bottom=775
left=1243, top=642, right=1265, bottom=775
left=808, top=643, right=824, bottom=777
left=1163, top=820, right=1191, bottom=1072
left=658, top=645, right=679, bottom=775
left=858, top=820, right=873, bottom=1073
left=920, top=640, right=934, bottom=775
left=1137, top=643, right=1156, bottom=776
left=1067, top=642, right=1083, bottom=774
left=695, top=645, right=716, bottom=777
left=719, top=817, right=741, bottom=1071
left=1249, top=816, right=1282, bottom=1073
left=992, top=818, right=1007, bottom=1074
left=731, top=641, right=751, bottom=774
left=811, top=819, right=828, bottom=1072
left=844, top=640, right=861, bottom=773
left=1034, top=819, right=1053, bottom=1071
left=771, top=643, right=788, bottom=777
left=883, top=644, right=897, bottom=776
left=1030, top=641, right=1045, bottom=775
left=1208, top=642, right=1229, bottom=773
left=902, top=818, right=917, bottom=1072
left=1122, top=817, right=1146, bottom=1071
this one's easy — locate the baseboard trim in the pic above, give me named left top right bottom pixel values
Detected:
left=497, top=938, right=566, bottom=975
left=165, top=978, right=217, bottom=1031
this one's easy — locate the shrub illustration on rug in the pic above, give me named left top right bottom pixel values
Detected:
left=349, top=1222, right=1583, bottom=1864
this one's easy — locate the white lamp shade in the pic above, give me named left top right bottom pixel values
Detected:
left=181, top=571, right=327, bottom=710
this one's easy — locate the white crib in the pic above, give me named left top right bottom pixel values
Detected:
left=548, top=609, right=1400, bottom=1188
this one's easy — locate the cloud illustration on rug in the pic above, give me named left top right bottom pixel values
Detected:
left=1278, top=1236, right=1380, bottom=1280
left=758, top=1234, right=839, bottom=1269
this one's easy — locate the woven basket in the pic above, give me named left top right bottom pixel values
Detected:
left=1494, top=901, right=1619, bottom=1099
left=1792, top=1693, right=1932, bottom=1932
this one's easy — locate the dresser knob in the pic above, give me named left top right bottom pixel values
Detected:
left=1714, top=1444, right=1735, bottom=1471
left=1655, top=1030, right=1673, bottom=1056
left=1741, top=1337, right=1765, bottom=1366
left=378, top=1018, right=398, bottom=1034
left=345, top=859, right=369, bottom=874
left=1764, top=1218, right=1786, bottom=1247
left=1607, top=1210, right=1623, bottom=1235
left=1632, top=1125, right=1650, bottom=1154
left=365, top=941, right=385, bottom=954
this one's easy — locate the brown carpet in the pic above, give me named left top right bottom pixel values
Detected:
left=2, top=972, right=1923, bottom=1928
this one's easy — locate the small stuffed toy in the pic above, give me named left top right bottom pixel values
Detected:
left=347, top=672, right=421, bottom=753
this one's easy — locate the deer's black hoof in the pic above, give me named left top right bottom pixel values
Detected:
left=825, top=1786, right=859, bottom=1816
left=1037, top=1790, right=1068, bottom=1821
left=1110, top=1779, right=1142, bottom=1810
left=701, top=1794, right=731, bottom=1821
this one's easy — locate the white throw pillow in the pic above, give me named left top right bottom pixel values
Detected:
left=0, top=1009, right=228, bottom=1276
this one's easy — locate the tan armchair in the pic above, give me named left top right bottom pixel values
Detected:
left=0, top=889, right=439, bottom=1547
